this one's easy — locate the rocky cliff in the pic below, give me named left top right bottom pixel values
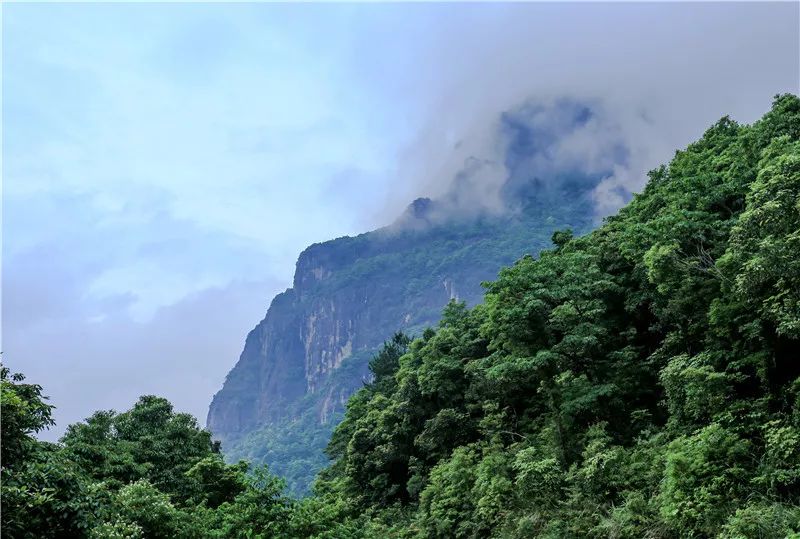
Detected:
left=207, top=99, right=631, bottom=494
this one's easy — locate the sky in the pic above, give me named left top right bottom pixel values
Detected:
left=2, top=2, right=798, bottom=440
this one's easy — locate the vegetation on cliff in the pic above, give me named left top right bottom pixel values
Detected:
left=2, top=94, right=799, bottom=537
left=302, top=94, right=800, bottom=537
left=208, top=101, right=602, bottom=497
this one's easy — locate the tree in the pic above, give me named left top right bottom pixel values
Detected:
left=61, top=395, right=219, bottom=499
left=1, top=367, right=55, bottom=467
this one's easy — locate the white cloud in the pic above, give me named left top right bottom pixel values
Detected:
left=3, top=2, right=797, bottom=436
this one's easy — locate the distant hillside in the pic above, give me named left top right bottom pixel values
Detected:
left=207, top=100, right=619, bottom=495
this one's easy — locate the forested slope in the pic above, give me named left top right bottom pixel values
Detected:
left=207, top=100, right=603, bottom=496
left=297, top=93, right=800, bottom=538
left=2, top=94, right=798, bottom=538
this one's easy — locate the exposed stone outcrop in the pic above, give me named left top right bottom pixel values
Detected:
left=206, top=99, right=625, bottom=494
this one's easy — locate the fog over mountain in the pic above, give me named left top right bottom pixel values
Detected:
left=207, top=98, right=621, bottom=494
left=2, top=2, right=797, bottom=439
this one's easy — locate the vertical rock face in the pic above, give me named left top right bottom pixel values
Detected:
left=207, top=217, right=498, bottom=439
left=206, top=99, right=632, bottom=494
left=206, top=289, right=305, bottom=434
left=206, top=192, right=596, bottom=481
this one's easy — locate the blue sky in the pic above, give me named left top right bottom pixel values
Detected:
left=3, top=2, right=798, bottom=438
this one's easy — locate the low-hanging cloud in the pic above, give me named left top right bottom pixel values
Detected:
left=388, top=96, right=669, bottom=229
left=2, top=189, right=284, bottom=439
left=3, top=2, right=797, bottom=439
left=354, top=2, right=799, bottom=224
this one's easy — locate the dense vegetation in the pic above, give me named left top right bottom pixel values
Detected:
left=301, top=94, right=800, bottom=537
left=217, top=190, right=596, bottom=498
left=1, top=367, right=293, bottom=538
left=209, top=99, right=602, bottom=498
left=3, top=94, right=799, bottom=537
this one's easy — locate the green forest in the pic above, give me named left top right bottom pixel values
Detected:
left=2, top=94, right=799, bottom=538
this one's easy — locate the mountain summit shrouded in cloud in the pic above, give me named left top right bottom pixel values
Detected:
left=2, top=2, right=797, bottom=440
left=206, top=98, right=647, bottom=495
left=395, top=99, right=632, bottom=229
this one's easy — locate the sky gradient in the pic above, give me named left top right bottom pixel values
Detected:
left=3, top=2, right=798, bottom=439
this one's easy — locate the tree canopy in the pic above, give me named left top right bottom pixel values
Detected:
left=2, top=94, right=799, bottom=538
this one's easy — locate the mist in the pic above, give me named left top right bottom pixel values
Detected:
left=2, top=2, right=797, bottom=439
left=357, top=3, right=799, bottom=223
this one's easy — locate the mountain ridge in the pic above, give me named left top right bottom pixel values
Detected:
left=207, top=99, right=627, bottom=494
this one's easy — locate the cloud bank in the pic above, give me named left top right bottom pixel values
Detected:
left=359, top=3, right=799, bottom=221
left=2, top=2, right=797, bottom=438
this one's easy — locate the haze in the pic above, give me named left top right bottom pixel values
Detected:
left=2, top=2, right=798, bottom=439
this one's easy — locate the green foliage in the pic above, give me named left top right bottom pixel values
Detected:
left=659, top=424, right=752, bottom=534
left=112, top=480, right=189, bottom=538
left=369, top=333, right=412, bottom=387
left=1, top=368, right=104, bottom=537
left=60, top=395, right=217, bottom=499
left=3, top=94, right=799, bottom=538
left=216, top=174, right=597, bottom=497
left=183, top=456, right=248, bottom=508
left=306, top=94, right=800, bottom=537
left=719, top=502, right=800, bottom=539
left=1, top=372, right=294, bottom=538
left=1, top=450, right=106, bottom=538
left=1, top=367, right=55, bottom=467
left=211, top=467, right=292, bottom=538
left=223, top=406, right=337, bottom=498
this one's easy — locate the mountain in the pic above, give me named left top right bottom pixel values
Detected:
left=7, top=95, right=798, bottom=539
left=206, top=100, right=627, bottom=495
left=305, top=94, right=800, bottom=537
